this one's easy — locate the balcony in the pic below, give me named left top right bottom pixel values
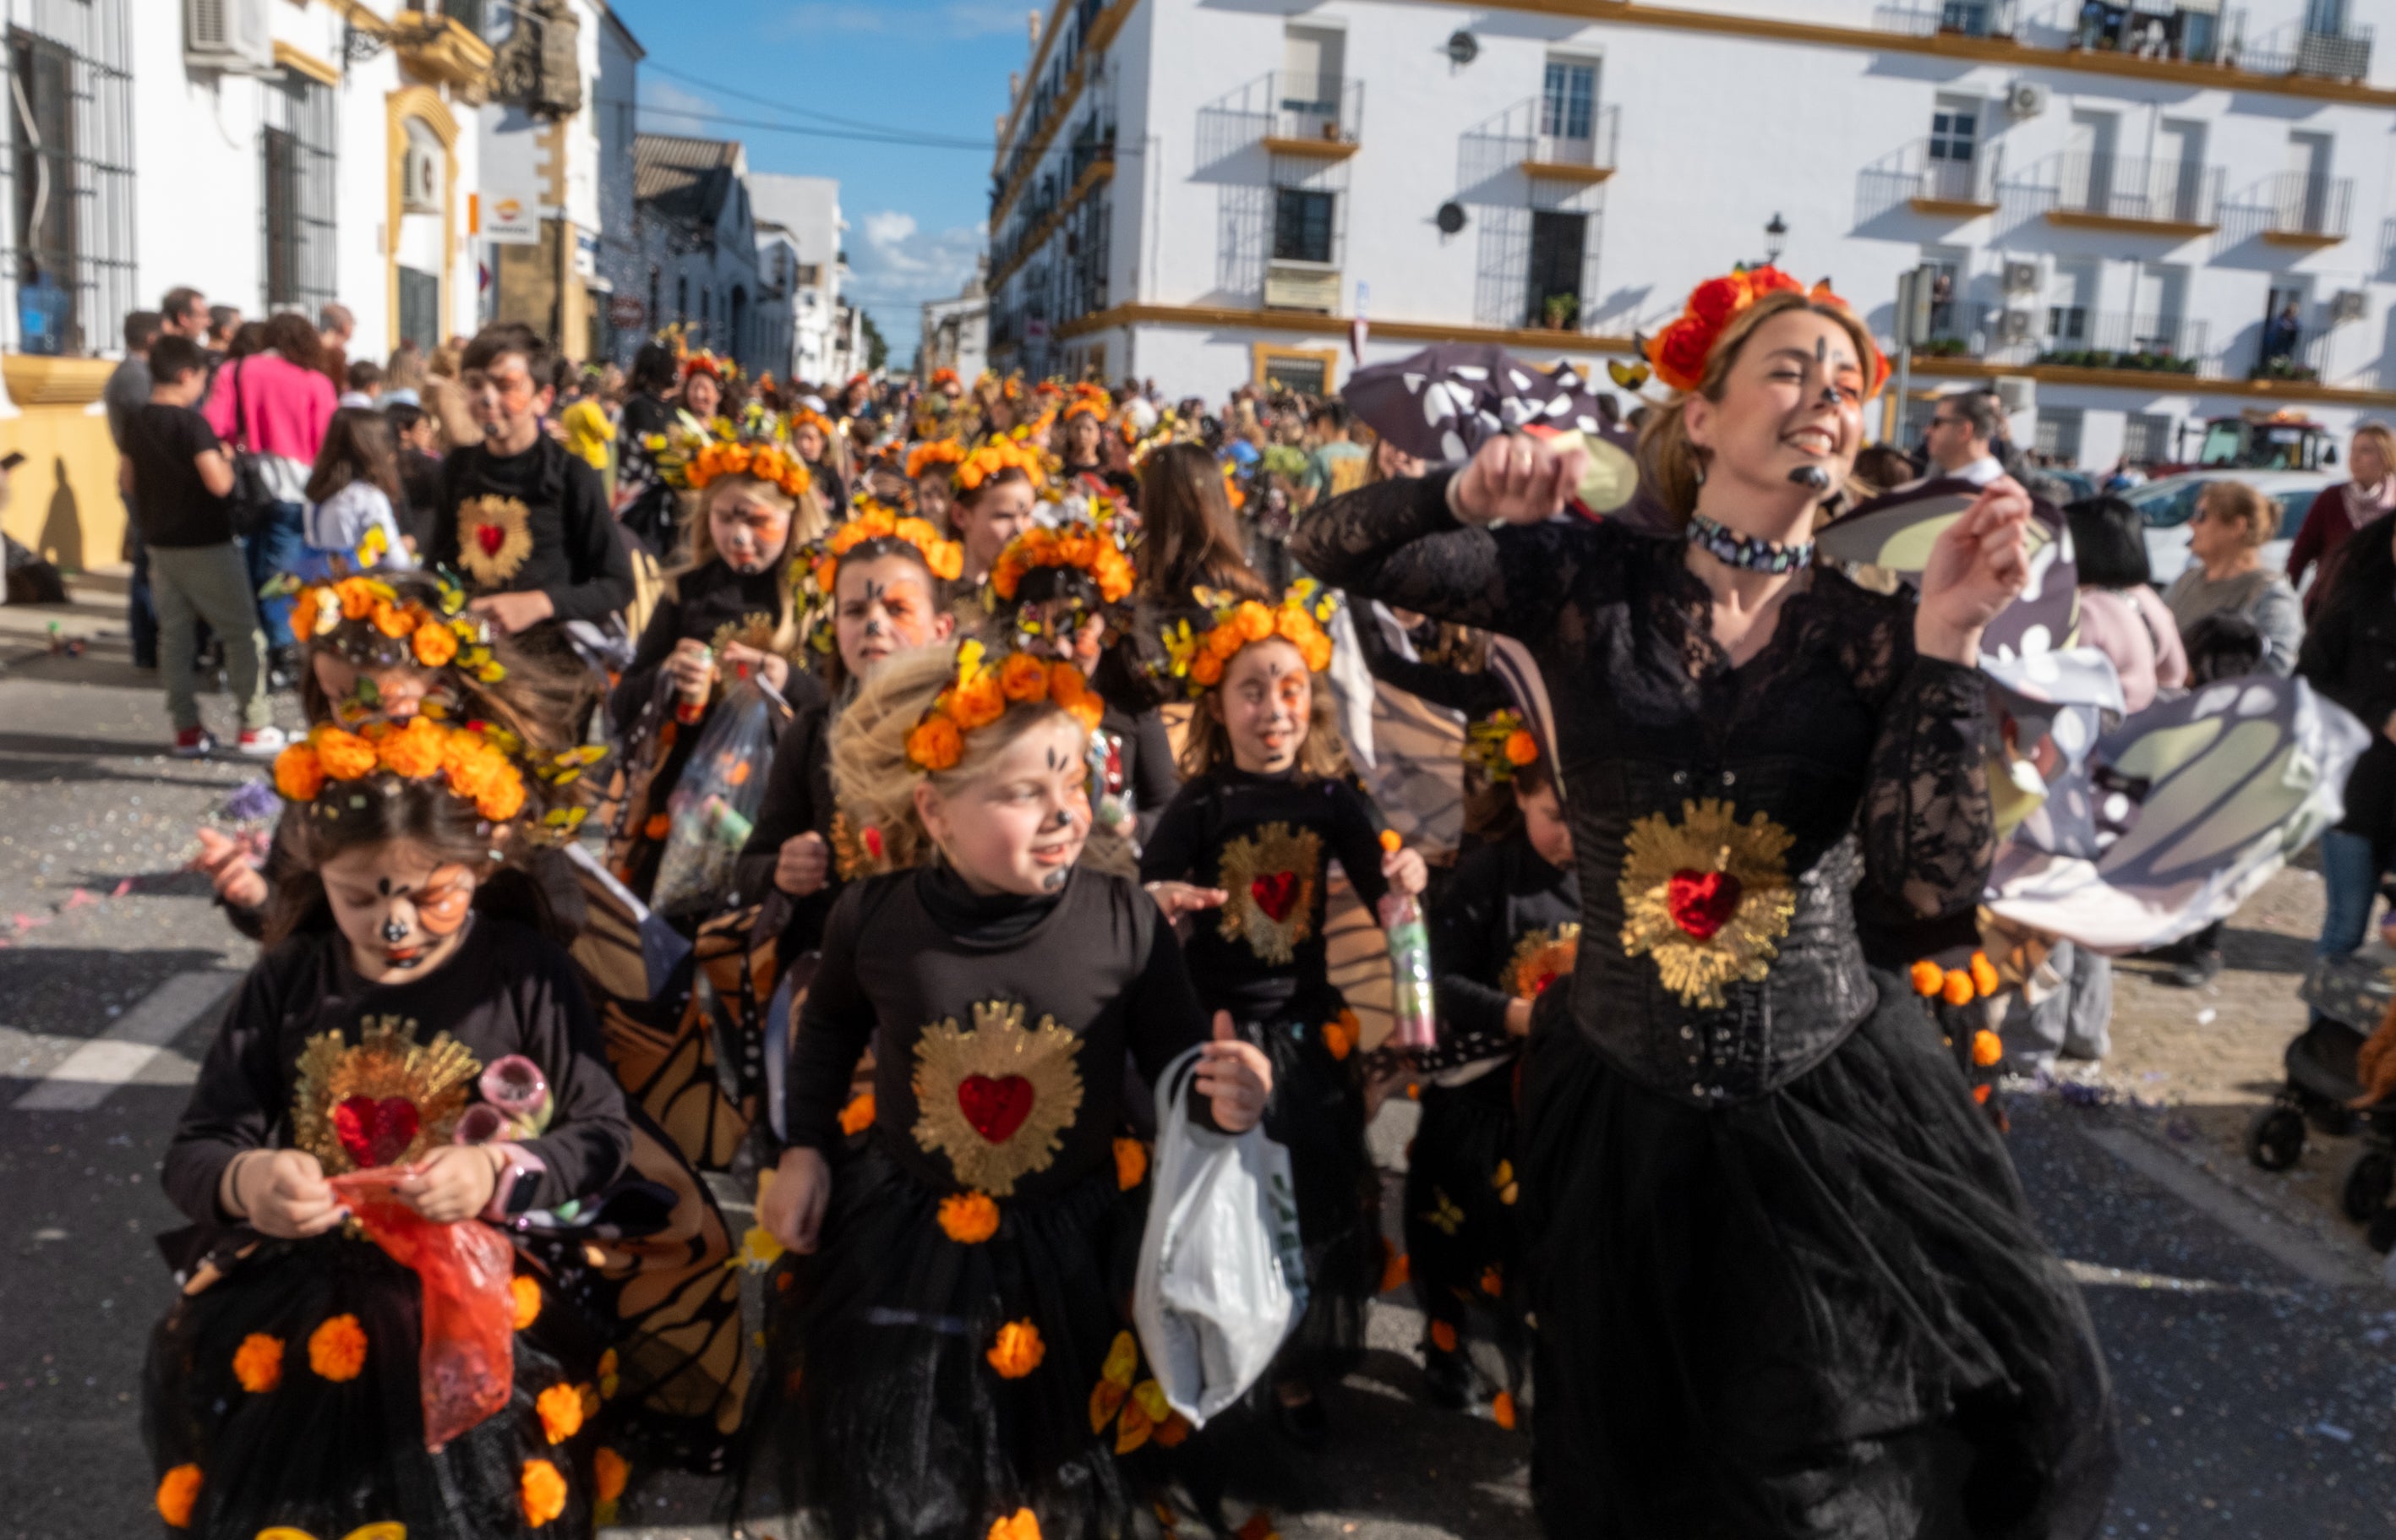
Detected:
left=1874, top=1, right=2018, bottom=38
left=1262, top=71, right=1363, bottom=159
left=1522, top=104, right=1619, bottom=185
left=2045, top=151, right=2221, bottom=237
left=2243, top=19, right=2374, bottom=81
left=2034, top=310, right=2208, bottom=377
left=2067, top=3, right=2240, bottom=65
left=2262, top=172, right=2351, bottom=248
left=1898, top=139, right=2000, bottom=216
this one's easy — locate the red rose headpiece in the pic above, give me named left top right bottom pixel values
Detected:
left=1644, top=266, right=1889, bottom=399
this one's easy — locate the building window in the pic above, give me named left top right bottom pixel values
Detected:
left=1542, top=60, right=1596, bottom=142
left=396, top=268, right=439, bottom=353
left=1273, top=188, right=1334, bottom=263
left=262, top=69, right=337, bottom=315
left=647, top=265, right=660, bottom=332
left=1929, top=102, right=1977, bottom=166
left=2033, top=407, right=2084, bottom=467
left=1254, top=344, right=1334, bottom=396
left=3, top=4, right=134, bottom=357
left=2122, top=412, right=2172, bottom=466
left=676, top=275, right=688, bottom=323
left=1525, top=210, right=1586, bottom=328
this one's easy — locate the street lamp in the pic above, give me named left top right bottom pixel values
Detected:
left=1764, top=212, right=1787, bottom=265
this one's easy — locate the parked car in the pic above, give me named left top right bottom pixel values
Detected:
left=2039, top=467, right=2099, bottom=504
left=2129, top=468, right=2328, bottom=593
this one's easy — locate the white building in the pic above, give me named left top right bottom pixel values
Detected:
left=477, top=0, right=644, bottom=363
left=987, top=0, right=2396, bottom=468
left=922, top=259, right=992, bottom=382
left=0, top=0, right=494, bottom=571
left=750, top=172, right=852, bottom=387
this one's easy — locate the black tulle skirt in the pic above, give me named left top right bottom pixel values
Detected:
left=1405, top=1062, right=1529, bottom=1397
left=1241, top=997, right=1378, bottom=1387
left=740, top=1136, right=1155, bottom=1540
left=144, top=1231, right=609, bottom=1539
left=1517, top=975, right=2116, bottom=1539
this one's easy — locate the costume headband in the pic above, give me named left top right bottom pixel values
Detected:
left=644, top=418, right=815, bottom=502
left=904, top=638, right=1105, bottom=772
left=1642, top=265, right=1890, bottom=399
left=285, top=560, right=505, bottom=687
left=272, top=714, right=601, bottom=838
left=907, top=440, right=967, bottom=481
left=955, top=439, right=1047, bottom=493
left=797, top=502, right=965, bottom=645
left=1465, top=708, right=1542, bottom=784
left=1161, top=580, right=1338, bottom=696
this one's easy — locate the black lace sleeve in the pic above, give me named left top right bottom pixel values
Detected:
left=1291, top=471, right=1596, bottom=644
left=1860, top=640, right=1997, bottom=920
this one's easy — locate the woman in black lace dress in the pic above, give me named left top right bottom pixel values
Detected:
left=1292, top=279, right=2115, bottom=1537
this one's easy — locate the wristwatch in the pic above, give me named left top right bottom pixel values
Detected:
left=479, top=1143, right=549, bottom=1223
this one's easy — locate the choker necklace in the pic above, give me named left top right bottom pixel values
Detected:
left=1685, top=512, right=1813, bottom=574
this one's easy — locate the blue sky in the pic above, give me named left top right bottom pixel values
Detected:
left=612, top=0, right=1021, bottom=365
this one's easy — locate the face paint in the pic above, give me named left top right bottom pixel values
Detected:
left=415, top=865, right=476, bottom=935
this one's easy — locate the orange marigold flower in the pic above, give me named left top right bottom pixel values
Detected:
left=274, top=744, right=325, bottom=802
left=520, top=1457, right=569, bottom=1527
left=412, top=622, right=459, bottom=668
left=1493, top=1390, right=1519, bottom=1430
left=947, top=677, right=1007, bottom=731
left=156, top=1464, right=202, bottom=1527
left=311, top=725, right=378, bottom=781
left=986, top=1319, right=1045, bottom=1379
left=1274, top=608, right=1313, bottom=647
left=594, top=1446, right=630, bottom=1503
left=1909, top=959, right=1946, bottom=997
left=307, top=1313, right=368, bottom=1381
left=927, top=540, right=964, bottom=581
left=371, top=599, right=416, bottom=639
left=1971, top=1029, right=2005, bottom=1068
left=1189, top=652, right=1225, bottom=687
left=376, top=716, right=446, bottom=779
left=838, top=1090, right=876, bottom=1135
left=510, top=1274, right=543, bottom=1331
left=1941, top=968, right=1976, bottom=1008
left=536, top=1381, right=585, bottom=1444
left=989, top=1510, right=1042, bottom=1540
left=476, top=770, right=527, bottom=823
left=1504, top=729, right=1539, bottom=767
left=908, top=716, right=964, bottom=771
left=336, top=577, right=379, bottom=620
left=290, top=589, right=319, bottom=642
left=1232, top=601, right=1275, bottom=642
left=232, top=1332, right=283, bottom=1393
left=1651, top=315, right=1714, bottom=394
left=998, top=652, right=1051, bottom=703
left=1046, top=660, right=1087, bottom=706
left=1300, top=634, right=1334, bottom=673
left=1969, top=950, right=2000, bottom=997
left=1063, top=694, right=1104, bottom=732
left=1429, top=1319, right=1459, bottom=1353
left=938, top=1191, right=1001, bottom=1243
left=1320, top=1015, right=1355, bottom=1061
left=1112, top=1136, right=1147, bottom=1191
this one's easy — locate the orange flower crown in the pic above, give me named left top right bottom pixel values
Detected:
left=907, top=439, right=967, bottom=481
left=1465, top=708, right=1542, bottom=784
left=1160, top=580, right=1339, bottom=697
left=1642, top=265, right=1891, bottom=398
left=990, top=513, right=1137, bottom=609
left=799, top=500, right=966, bottom=612
left=644, top=415, right=816, bottom=502
left=955, top=438, right=1048, bottom=494
left=930, top=367, right=961, bottom=388
left=278, top=558, right=507, bottom=686
left=271, top=714, right=602, bottom=838
left=904, top=639, right=1106, bottom=773
left=790, top=406, right=838, bottom=444
left=1061, top=384, right=1112, bottom=423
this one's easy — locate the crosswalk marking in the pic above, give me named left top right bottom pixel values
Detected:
left=10, top=970, right=237, bottom=1112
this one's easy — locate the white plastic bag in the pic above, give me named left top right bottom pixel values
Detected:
left=1133, top=1045, right=1307, bottom=1427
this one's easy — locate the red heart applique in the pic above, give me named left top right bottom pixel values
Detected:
left=1250, top=871, right=1299, bottom=923
left=1666, top=869, right=1742, bottom=941
left=332, top=1094, right=421, bottom=1168
left=957, top=1073, right=1034, bottom=1144
left=475, top=522, right=505, bottom=556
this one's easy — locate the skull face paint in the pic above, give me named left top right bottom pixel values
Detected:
left=707, top=485, right=794, bottom=574
left=319, top=841, right=483, bottom=982
left=835, top=552, right=949, bottom=678
left=1212, top=636, right=1314, bottom=775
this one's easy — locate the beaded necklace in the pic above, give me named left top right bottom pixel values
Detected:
left=1684, top=512, right=1813, bottom=574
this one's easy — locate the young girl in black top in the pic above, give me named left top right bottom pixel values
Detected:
left=1138, top=584, right=1428, bottom=1444
left=744, top=640, right=1273, bottom=1539
left=1408, top=736, right=1578, bottom=1419
left=147, top=715, right=634, bottom=1539
left=603, top=426, right=827, bottom=909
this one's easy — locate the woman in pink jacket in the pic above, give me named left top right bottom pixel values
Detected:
left=206, top=312, right=335, bottom=669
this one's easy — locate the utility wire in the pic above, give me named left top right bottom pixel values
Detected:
left=640, top=60, right=996, bottom=145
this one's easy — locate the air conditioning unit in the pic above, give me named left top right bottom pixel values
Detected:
left=1996, top=309, right=2038, bottom=345
left=184, top=0, right=276, bottom=74
left=1993, top=374, right=2036, bottom=413
left=401, top=141, right=443, bottom=216
left=2002, top=260, right=2041, bottom=294
left=2006, top=80, right=2049, bottom=119
left=2330, top=289, right=2367, bottom=324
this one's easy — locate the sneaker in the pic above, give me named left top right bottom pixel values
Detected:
left=2163, top=947, right=2222, bottom=990
left=173, top=727, right=217, bottom=758
left=236, top=726, right=289, bottom=759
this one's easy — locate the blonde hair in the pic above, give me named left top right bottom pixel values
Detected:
left=2199, top=479, right=2279, bottom=548
left=2351, top=421, right=2394, bottom=479
left=1178, top=642, right=1349, bottom=781
left=830, top=641, right=1083, bottom=872
left=664, top=472, right=828, bottom=656
left=1635, top=288, right=1879, bottom=523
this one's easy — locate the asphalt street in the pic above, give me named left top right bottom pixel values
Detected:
left=3, top=638, right=2395, bottom=1537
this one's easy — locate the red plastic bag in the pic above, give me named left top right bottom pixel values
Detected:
left=330, top=1171, right=516, bottom=1451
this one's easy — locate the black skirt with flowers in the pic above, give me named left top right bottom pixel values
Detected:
left=1404, top=1062, right=1528, bottom=1400
left=143, top=1229, right=614, bottom=1540
left=738, top=1132, right=1176, bottom=1540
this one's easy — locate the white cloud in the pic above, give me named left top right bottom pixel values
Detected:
left=842, top=208, right=986, bottom=363
left=636, top=78, right=718, bottom=126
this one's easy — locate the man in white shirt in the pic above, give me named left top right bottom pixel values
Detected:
left=1922, top=389, right=2007, bottom=486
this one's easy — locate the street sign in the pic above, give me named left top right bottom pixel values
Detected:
left=483, top=190, right=540, bottom=245
left=608, top=295, right=646, bottom=330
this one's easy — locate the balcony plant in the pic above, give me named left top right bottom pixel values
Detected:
left=1917, top=336, right=1973, bottom=358
left=2249, top=357, right=2321, bottom=384
left=1542, top=294, right=1579, bottom=331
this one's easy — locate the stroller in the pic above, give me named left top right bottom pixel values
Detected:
left=2246, top=945, right=2396, bottom=1248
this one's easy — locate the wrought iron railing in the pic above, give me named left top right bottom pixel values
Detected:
left=2266, top=171, right=2352, bottom=242
left=2055, top=150, right=2222, bottom=227
left=1267, top=70, right=1362, bottom=145
left=1874, top=1, right=2019, bottom=37
left=1531, top=103, right=1619, bottom=172
left=2035, top=310, right=2209, bottom=374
